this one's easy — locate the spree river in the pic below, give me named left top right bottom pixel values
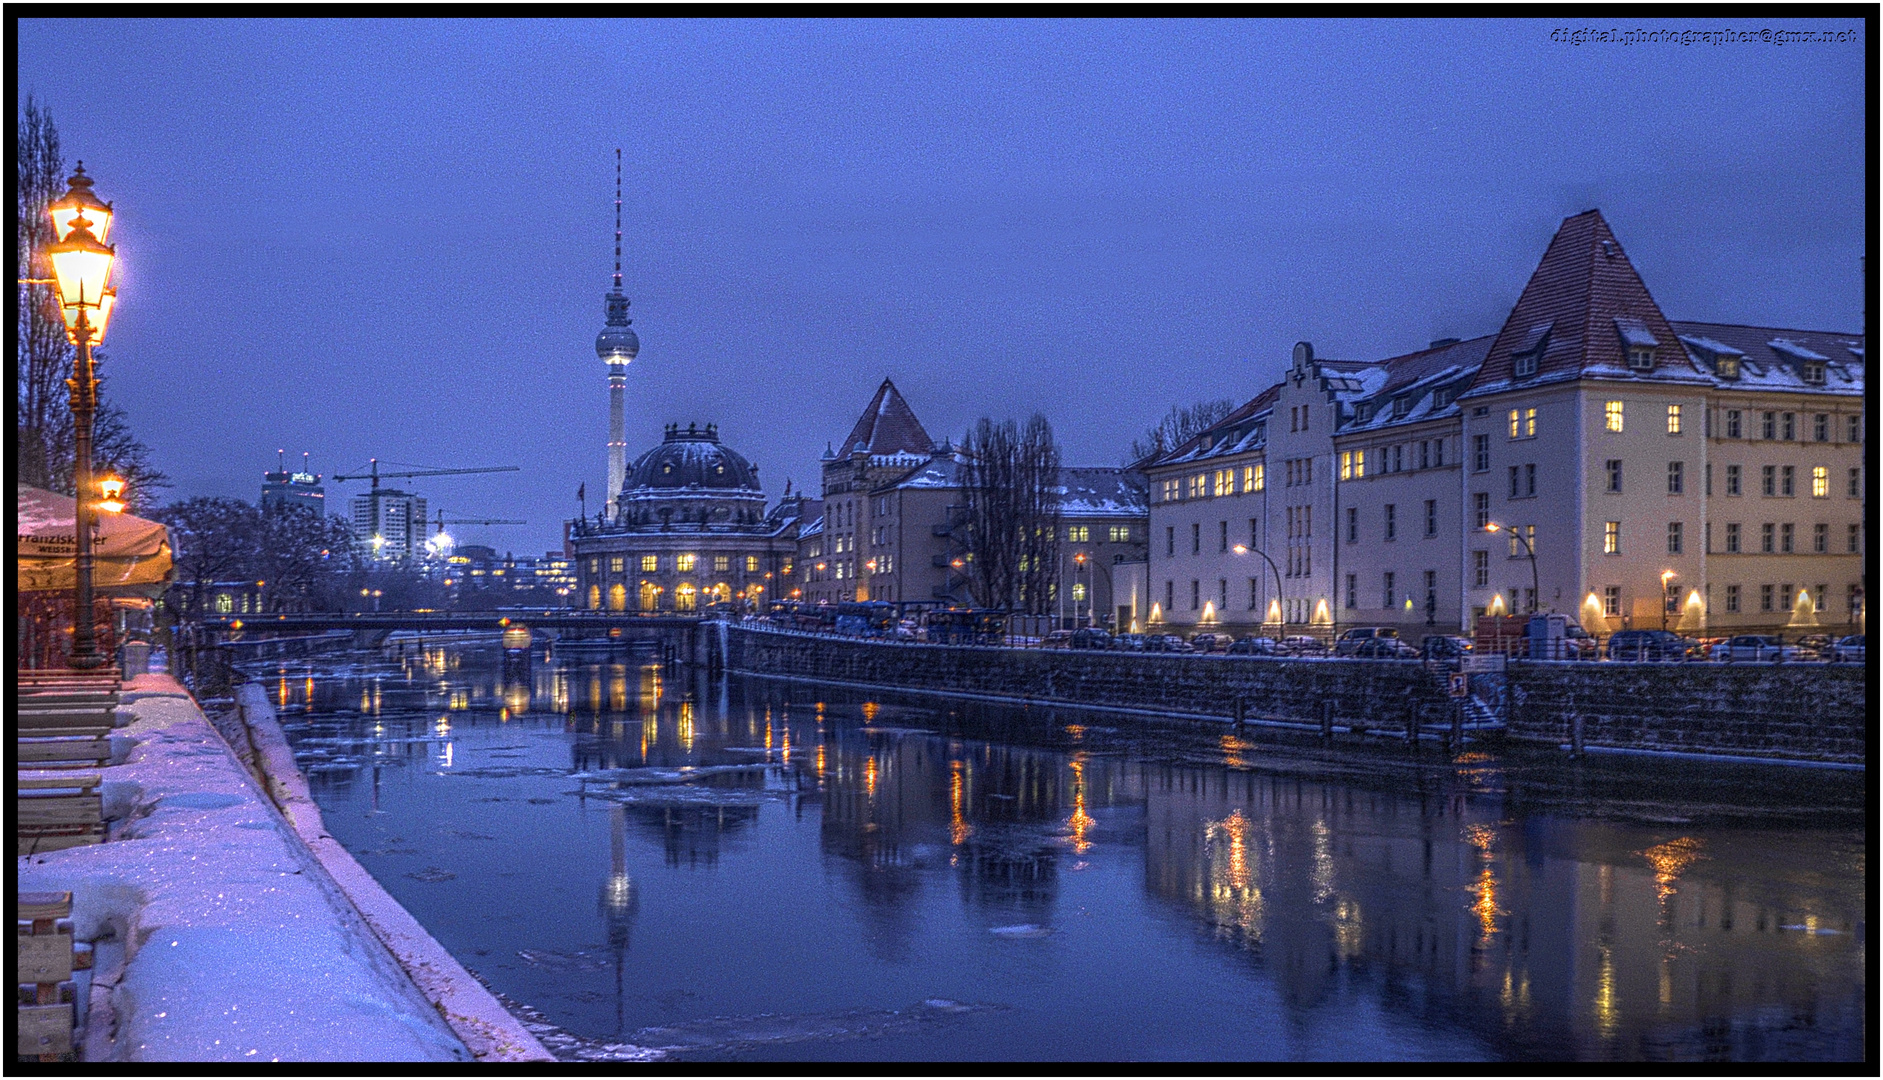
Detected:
left=262, top=643, right=1865, bottom=1062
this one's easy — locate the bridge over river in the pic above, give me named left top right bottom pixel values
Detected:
left=199, top=610, right=716, bottom=659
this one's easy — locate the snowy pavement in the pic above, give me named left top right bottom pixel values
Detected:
left=14, top=674, right=534, bottom=1062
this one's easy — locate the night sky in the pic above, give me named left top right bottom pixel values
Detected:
left=17, top=18, right=1866, bottom=555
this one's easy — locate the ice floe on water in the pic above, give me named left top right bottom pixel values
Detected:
left=626, top=998, right=1003, bottom=1058
left=988, top=924, right=1055, bottom=938
left=569, top=763, right=769, bottom=786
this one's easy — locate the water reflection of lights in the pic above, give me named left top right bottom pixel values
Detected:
left=1065, top=759, right=1094, bottom=854
left=1218, top=734, right=1249, bottom=770
left=1064, top=724, right=1085, bottom=742
left=1204, top=809, right=1263, bottom=942
left=864, top=756, right=878, bottom=799
left=1463, top=824, right=1503, bottom=943
left=1310, top=819, right=1334, bottom=903
left=815, top=742, right=827, bottom=780
left=1640, top=837, right=1707, bottom=904
left=861, top=701, right=879, bottom=723
left=679, top=701, right=696, bottom=752
left=950, top=760, right=972, bottom=846
left=1593, top=943, right=1618, bottom=1038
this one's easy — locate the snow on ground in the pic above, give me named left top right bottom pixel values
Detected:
left=16, top=676, right=472, bottom=1063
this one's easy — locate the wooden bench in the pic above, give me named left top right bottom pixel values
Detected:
left=17, top=708, right=117, bottom=736
left=17, top=891, right=92, bottom=1061
left=16, top=736, right=112, bottom=770
left=17, top=775, right=104, bottom=855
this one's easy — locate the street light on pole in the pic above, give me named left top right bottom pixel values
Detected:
left=1232, top=544, right=1284, bottom=635
left=45, top=164, right=118, bottom=670
left=1484, top=522, right=1539, bottom=615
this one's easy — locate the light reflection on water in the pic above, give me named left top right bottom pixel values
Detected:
left=264, top=645, right=1864, bottom=1063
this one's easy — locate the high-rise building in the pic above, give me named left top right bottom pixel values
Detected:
left=596, top=148, right=640, bottom=518
left=351, top=488, right=427, bottom=562
left=260, top=451, right=325, bottom=514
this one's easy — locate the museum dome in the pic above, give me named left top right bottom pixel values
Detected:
left=615, top=423, right=768, bottom=531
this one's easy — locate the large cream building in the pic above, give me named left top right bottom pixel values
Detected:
left=1138, top=210, right=1864, bottom=641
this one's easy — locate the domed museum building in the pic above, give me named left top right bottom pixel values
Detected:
left=570, top=422, right=807, bottom=612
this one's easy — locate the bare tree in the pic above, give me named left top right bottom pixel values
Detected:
left=157, top=497, right=261, bottom=619
left=17, top=95, right=168, bottom=507
left=962, top=413, right=1062, bottom=614
left=1126, top=398, right=1237, bottom=466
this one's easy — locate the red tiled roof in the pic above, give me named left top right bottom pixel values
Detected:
left=840, top=379, right=934, bottom=457
left=1466, top=210, right=1705, bottom=395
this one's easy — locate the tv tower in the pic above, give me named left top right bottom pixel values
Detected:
left=595, top=148, right=640, bottom=519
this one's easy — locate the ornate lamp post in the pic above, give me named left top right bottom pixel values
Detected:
left=45, top=165, right=118, bottom=670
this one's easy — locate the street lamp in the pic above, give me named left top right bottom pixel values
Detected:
left=1231, top=544, right=1284, bottom=634
left=1484, top=522, right=1539, bottom=616
left=97, top=476, right=127, bottom=515
left=45, top=165, right=118, bottom=670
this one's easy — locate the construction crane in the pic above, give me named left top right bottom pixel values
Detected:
left=331, top=458, right=520, bottom=492
left=431, top=510, right=526, bottom=537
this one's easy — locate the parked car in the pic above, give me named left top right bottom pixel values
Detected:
left=1793, top=634, right=1836, bottom=661
left=1825, top=634, right=1866, bottom=663
left=1605, top=630, right=1688, bottom=662
left=1334, top=627, right=1399, bottom=656
left=1069, top=627, right=1115, bottom=650
left=1041, top=630, right=1076, bottom=649
left=1419, top=635, right=1473, bottom=661
left=1350, top=637, right=1420, bottom=659
left=1189, top=632, right=1232, bottom=654
left=1563, top=621, right=1599, bottom=659
left=1708, top=634, right=1806, bottom=663
left=1228, top=636, right=1281, bottom=656
left=1144, top=634, right=1194, bottom=653
left=1113, top=633, right=1148, bottom=652
left=1277, top=635, right=1328, bottom=657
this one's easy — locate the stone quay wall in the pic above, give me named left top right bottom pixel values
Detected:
left=721, top=624, right=1868, bottom=764
left=1503, top=661, right=1868, bottom=764
left=723, top=624, right=1454, bottom=732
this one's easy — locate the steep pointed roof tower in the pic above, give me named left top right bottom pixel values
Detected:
left=840, top=378, right=934, bottom=457
left=1465, top=209, right=1708, bottom=397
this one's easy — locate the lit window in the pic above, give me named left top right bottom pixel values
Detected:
left=1188, top=474, right=1208, bottom=499
left=1340, top=452, right=1353, bottom=481
left=713, top=555, right=730, bottom=572
left=641, top=554, right=658, bottom=572
left=1603, top=521, right=1620, bottom=555
left=1353, top=450, right=1364, bottom=478
left=1071, top=583, right=1087, bottom=602
left=1604, top=401, right=1624, bottom=432
left=1109, top=525, right=1131, bottom=543
left=1160, top=478, right=1180, bottom=502
left=610, top=557, right=625, bottom=573
left=1666, top=404, right=1682, bottom=435
left=1525, top=408, right=1536, bottom=438
left=746, top=555, right=760, bottom=572
left=1245, top=464, right=1264, bottom=492
left=1069, top=525, right=1089, bottom=542
left=1214, top=470, right=1233, bottom=497
left=1812, top=466, right=1828, bottom=498
left=677, top=553, right=696, bottom=572
left=1509, top=409, right=1521, bottom=439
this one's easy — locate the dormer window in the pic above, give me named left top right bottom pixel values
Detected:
left=1615, top=317, right=1659, bottom=372
left=1391, top=396, right=1411, bottom=419
left=1513, top=351, right=1538, bottom=377
left=1716, top=355, right=1739, bottom=380
left=1511, top=322, right=1551, bottom=379
left=1802, top=360, right=1825, bottom=385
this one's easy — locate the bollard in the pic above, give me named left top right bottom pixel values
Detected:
left=1321, top=700, right=1334, bottom=742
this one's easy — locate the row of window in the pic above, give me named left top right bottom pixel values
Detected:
left=1342, top=501, right=1442, bottom=542
left=1722, top=409, right=1860, bottom=443
left=588, top=553, right=762, bottom=575
left=1340, top=438, right=1448, bottom=481
left=1718, top=522, right=1862, bottom=555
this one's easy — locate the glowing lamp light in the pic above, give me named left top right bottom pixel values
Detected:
left=1487, top=593, right=1507, bottom=616
left=1201, top=600, right=1217, bottom=623
left=48, top=164, right=113, bottom=243
left=1232, top=544, right=1248, bottom=555
left=1484, top=521, right=1501, bottom=533
left=1311, top=599, right=1332, bottom=625
left=951, top=559, right=964, bottom=569
left=47, top=215, right=115, bottom=340
left=1266, top=598, right=1282, bottom=624
left=97, top=476, right=126, bottom=514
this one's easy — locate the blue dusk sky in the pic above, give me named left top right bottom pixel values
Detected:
left=17, top=18, right=1866, bottom=553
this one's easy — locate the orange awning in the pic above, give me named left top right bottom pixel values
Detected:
left=16, top=483, right=173, bottom=594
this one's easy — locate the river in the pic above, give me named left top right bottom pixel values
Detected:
left=259, top=643, right=1865, bottom=1062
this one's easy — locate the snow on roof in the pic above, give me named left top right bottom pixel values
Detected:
left=799, top=515, right=824, bottom=536
left=1767, top=338, right=1828, bottom=362
left=1614, top=316, right=1660, bottom=348
left=889, top=454, right=968, bottom=490
left=1055, top=468, right=1148, bottom=518
left=1676, top=333, right=1744, bottom=358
